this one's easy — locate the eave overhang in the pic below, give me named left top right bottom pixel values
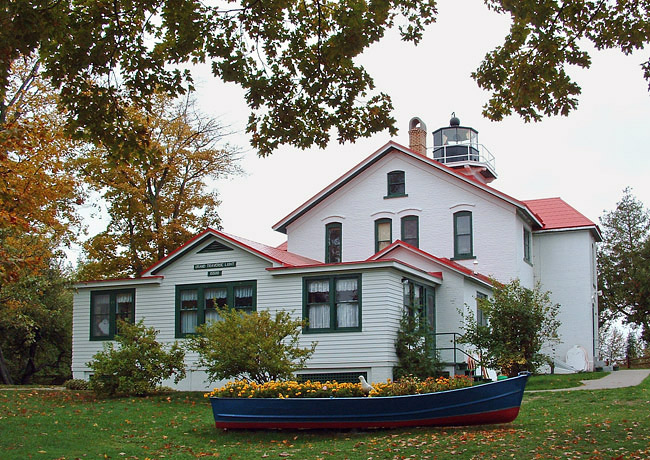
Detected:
left=74, top=276, right=164, bottom=290
left=267, top=259, right=443, bottom=285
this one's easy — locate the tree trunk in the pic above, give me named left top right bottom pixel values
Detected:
left=0, top=345, right=14, bottom=384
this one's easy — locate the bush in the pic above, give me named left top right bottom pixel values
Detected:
left=87, top=320, right=186, bottom=397
left=187, top=309, right=316, bottom=384
left=460, top=279, right=560, bottom=377
left=63, top=378, right=90, bottom=390
left=393, top=309, right=441, bottom=380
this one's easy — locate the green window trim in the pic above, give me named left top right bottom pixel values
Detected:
left=401, top=215, right=419, bottom=248
left=175, top=280, right=257, bottom=338
left=375, top=218, right=392, bottom=253
left=402, top=279, right=436, bottom=334
left=90, top=288, right=135, bottom=341
left=523, top=228, right=532, bottom=264
left=303, top=274, right=362, bottom=333
left=385, top=170, right=407, bottom=198
left=325, top=222, right=342, bottom=263
left=453, top=211, right=473, bottom=259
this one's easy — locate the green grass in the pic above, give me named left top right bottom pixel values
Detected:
left=1, top=376, right=649, bottom=459
left=525, top=371, right=610, bottom=391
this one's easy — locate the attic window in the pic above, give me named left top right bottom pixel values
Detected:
left=386, top=171, right=407, bottom=198
left=198, top=241, right=233, bottom=253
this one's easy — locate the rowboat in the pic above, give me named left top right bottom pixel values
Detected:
left=209, top=373, right=529, bottom=429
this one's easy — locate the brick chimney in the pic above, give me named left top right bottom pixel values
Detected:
left=408, top=117, right=427, bottom=156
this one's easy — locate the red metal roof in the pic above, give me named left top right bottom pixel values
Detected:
left=522, top=198, right=598, bottom=231
left=221, top=232, right=320, bottom=267
left=142, top=228, right=319, bottom=275
left=368, top=240, right=494, bottom=287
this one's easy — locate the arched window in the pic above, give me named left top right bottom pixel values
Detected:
left=386, top=170, right=406, bottom=197
left=325, top=222, right=342, bottom=263
left=401, top=215, right=419, bottom=248
left=453, top=211, right=473, bottom=259
left=375, top=218, right=392, bottom=252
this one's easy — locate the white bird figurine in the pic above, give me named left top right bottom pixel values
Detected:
left=359, top=375, right=374, bottom=393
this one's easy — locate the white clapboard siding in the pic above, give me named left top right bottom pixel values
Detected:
left=533, top=229, right=599, bottom=370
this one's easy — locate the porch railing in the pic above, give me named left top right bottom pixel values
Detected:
left=434, top=332, right=482, bottom=378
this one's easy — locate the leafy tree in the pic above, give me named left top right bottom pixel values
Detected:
left=459, top=279, right=560, bottom=377
left=474, top=1, right=650, bottom=122
left=88, top=320, right=186, bottom=397
left=0, top=257, right=73, bottom=384
left=4, top=2, right=650, bottom=157
left=187, top=309, right=316, bottom=384
left=4, top=1, right=435, bottom=158
left=0, top=55, right=83, bottom=384
left=77, top=93, right=241, bottom=279
left=393, top=309, right=441, bottom=380
left=597, top=188, right=650, bottom=342
left=597, top=324, right=627, bottom=365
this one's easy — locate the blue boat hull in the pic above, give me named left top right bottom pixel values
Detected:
left=210, top=373, right=529, bottom=429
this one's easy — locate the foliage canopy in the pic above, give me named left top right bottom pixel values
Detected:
left=460, top=279, right=560, bottom=377
left=5, top=1, right=650, bottom=157
left=187, top=309, right=316, bottom=384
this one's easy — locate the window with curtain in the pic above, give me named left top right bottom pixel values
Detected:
left=90, top=289, right=135, bottom=340
left=304, top=275, right=361, bottom=332
left=175, top=281, right=257, bottom=337
left=454, top=211, right=473, bottom=259
left=375, top=218, right=392, bottom=252
left=325, top=222, right=342, bottom=263
left=386, top=170, right=406, bottom=197
left=401, top=215, right=419, bottom=248
left=180, top=289, right=198, bottom=334
left=205, top=287, right=227, bottom=323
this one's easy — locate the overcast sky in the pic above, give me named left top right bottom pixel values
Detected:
left=79, top=0, right=650, bottom=254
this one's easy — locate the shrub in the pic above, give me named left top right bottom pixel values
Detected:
left=87, top=320, right=186, bottom=397
left=394, top=309, right=441, bottom=380
left=187, top=309, right=316, bottom=384
left=63, top=378, right=90, bottom=390
left=460, top=279, right=560, bottom=377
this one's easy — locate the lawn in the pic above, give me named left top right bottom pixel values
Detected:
left=524, top=371, right=611, bottom=391
left=1, top=374, right=649, bottom=460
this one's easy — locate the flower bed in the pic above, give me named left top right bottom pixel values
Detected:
left=206, top=375, right=473, bottom=399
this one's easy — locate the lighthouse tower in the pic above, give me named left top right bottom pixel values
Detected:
left=430, top=114, right=497, bottom=184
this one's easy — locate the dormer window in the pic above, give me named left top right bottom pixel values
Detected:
left=386, top=171, right=407, bottom=198
left=325, top=222, right=342, bottom=263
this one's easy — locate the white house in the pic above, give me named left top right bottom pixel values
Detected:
left=72, top=116, right=601, bottom=390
